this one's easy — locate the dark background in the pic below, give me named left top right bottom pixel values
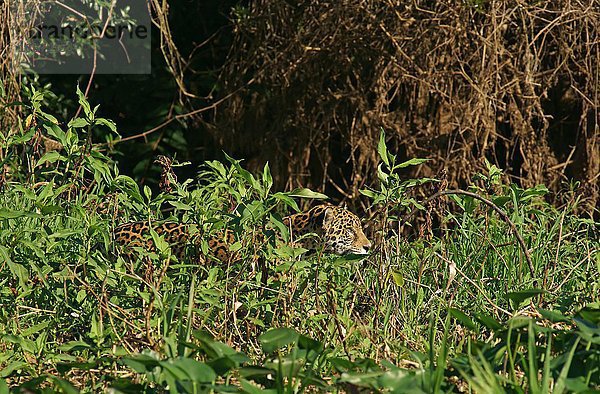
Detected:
left=6, top=0, right=599, bottom=210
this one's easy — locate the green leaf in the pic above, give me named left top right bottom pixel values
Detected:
left=169, top=201, right=193, bottom=211
left=143, top=185, right=152, bottom=201
left=391, top=270, right=404, bottom=286
left=240, top=378, right=278, bottom=394
left=167, top=358, right=216, bottom=383
left=21, top=320, right=51, bottom=337
left=504, top=289, right=546, bottom=309
left=538, top=309, right=570, bottom=323
left=297, top=334, right=323, bottom=352
left=359, top=189, right=377, bottom=199
left=76, top=85, right=93, bottom=121
left=44, top=123, right=66, bottom=146
left=377, top=163, right=389, bottom=184
left=96, top=118, right=119, bottom=136
left=576, top=303, right=600, bottom=324
left=114, top=175, right=143, bottom=203
left=492, top=196, right=511, bottom=207
left=58, top=341, right=92, bottom=352
left=223, top=152, right=261, bottom=192
left=473, top=313, right=503, bottom=330
left=206, top=356, right=240, bottom=376
left=394, top=158, right=429, bottom=169
left=2, top=249, right=29, bottom=290
left=39, top=110, right=59, bottom=124
left=561, top=377, right=589, bottom=393
left=273, top=193, right=300, bottom=212
left=288, top=188, right=328, bottom=200
left=377, top=128, right=390, bottom=167
left=0, top=361, right=29, bottom=378
left=379, top=369, right=427, bottom=393
left=259, top=328, right=299, bottom=353
left=448, top=308, right=478, bottom=331
left=49, top=376, right=79, bottom=394
left=238, top=366, right=275, bottom=380
left=333, top=253, right=368, bottom=264
left=0, top=208, right=41, bottom=219
left=35, top=151, right=65, bottom=167
left=68, top=117, right=89, bottom=128
left=121, top=354, right=161, bottom=373
left=262, top=162, right=273, bottom=195
left=521, top=184, right=549, bottom=201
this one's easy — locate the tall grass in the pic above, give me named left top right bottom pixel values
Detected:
left=0, top=89, right=598, bottom=392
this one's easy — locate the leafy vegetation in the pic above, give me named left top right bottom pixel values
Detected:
left=0, top=90, right=598, bottom=392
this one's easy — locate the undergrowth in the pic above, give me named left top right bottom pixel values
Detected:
left=0, top=88, right=598, bottom=392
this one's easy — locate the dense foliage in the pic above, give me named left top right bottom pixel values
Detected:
left=0, top=90, right=597, bottom=392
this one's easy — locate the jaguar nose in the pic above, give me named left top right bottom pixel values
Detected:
left=362, top=242, right=372, bottom=254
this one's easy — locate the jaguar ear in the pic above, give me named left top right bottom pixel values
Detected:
left=322, top=206, right=335, bottom=229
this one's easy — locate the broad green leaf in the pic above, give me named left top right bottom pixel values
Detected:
left=0, top=361, right=28, bottom=378
left=359, top=189, right=377, bottom=198
left=0, top=208, right=40, bottom=219
left=2, top=246, right=29, bottom=290
left=121, top=354, right=161, bottom=373
left=379, top=369, right=427, bottom=393
left=391, top=271, right=404, bottom=286
left=576, top=303, right=600, bottom=324
left=44, top=123, right=66, bottom=145
left=35, top=151, right=64, bottom=167
left=521, top=184, right=549, bottom=201
left=273, top=193, right=300, bottom=212
left=448, top=308, right=478, bottom=331
left=96, top=117, right=119, bottom=135
left=288, top=188, right=328, bottom=200
left=493, top=196, right=511, bottom=207
left=167, top=358, right=216, bottom=382
left=538, top=309, right=570, bottom=323
left=21, top=320, right=51, bottom=337
left=240, top=378, right=278, bottom=394
left=169, top=201, right=192, bottom=211
left=58, top=341, right=92, bottom=352
left=39, top=110, right=59, bottom=124
left=377, top=163, right=389, bottom=183
left=473, top=313, right=503, bottom=330
left=298, top=334, right=323, bottom=352
left=504, top=289, right=546, bottom=309
left=68, top=117, right=89, bottom=128
left=49, top=376, right=79, bottom=394
left=238, top=366, right=275, bottom=379
left=115, top=175, right=144, bottom=203
left=259, top=328, right=299, bottom=353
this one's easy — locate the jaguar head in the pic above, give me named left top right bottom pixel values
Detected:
left=321, top=206, right=371, bottom=255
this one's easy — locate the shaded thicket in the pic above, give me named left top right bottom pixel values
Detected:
left=0, top=1, right=32, bottom=134
left=201, top=0, right=599, bottom=210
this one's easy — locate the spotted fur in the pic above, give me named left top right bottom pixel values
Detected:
left=113, top=204, right=371, bottom=261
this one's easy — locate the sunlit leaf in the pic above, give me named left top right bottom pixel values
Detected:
left=259, top=328, right=299, bottom=353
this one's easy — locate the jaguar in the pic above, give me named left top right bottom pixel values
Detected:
left=113, top=204, right=371, bottom=262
